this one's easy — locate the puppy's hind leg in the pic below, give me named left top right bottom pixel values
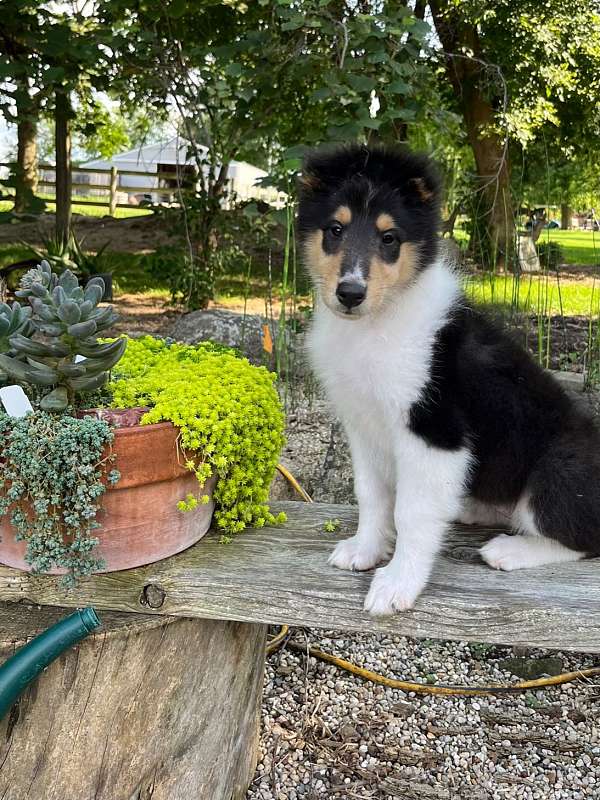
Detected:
left=480, top=493, right=587, bottom=571
left=329, top=430, right=395, bottom=572
left=457, top=497, right=512, bottom=527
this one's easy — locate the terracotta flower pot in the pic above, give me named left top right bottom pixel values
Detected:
left=0, top=421, right=216, bottom=574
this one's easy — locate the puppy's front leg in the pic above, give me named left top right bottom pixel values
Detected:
left=329, top=431, right=395, bottom=572
left=364, top=446, right=469, bottom=615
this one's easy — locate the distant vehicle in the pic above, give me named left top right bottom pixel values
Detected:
left=525, top=219, right=560, bottom=230
left=129, top=193, right=154, bottom=207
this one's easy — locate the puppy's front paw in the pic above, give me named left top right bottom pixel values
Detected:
left=328, top=534, right=389, bottom=572
left=363, top=565, right=423, bottom=615
left=480, top=533, right=523, bottom=571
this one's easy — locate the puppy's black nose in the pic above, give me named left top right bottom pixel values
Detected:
left=336, top=281, right=366, bottom=309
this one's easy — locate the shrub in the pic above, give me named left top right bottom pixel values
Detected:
left=537, top=241, right=564, bottom=271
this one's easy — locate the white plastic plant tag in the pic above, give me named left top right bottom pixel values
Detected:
left=74, top=354, right=86, bottom=363
left=0, top=385, right=34, bottom=418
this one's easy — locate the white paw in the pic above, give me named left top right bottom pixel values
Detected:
left=480, top=534, right=524, bottom=571
left=328, top=535, right=390, bottom=572
left=363, top=565, right=424, bottom=615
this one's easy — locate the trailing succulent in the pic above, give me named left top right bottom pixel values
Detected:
left=0, top=260, right=125, bottom=411
left=0, top=411, right=118, bottom=586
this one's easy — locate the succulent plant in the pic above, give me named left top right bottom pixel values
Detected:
left=0, top=302, right=33, bottom=354
left=0, top=260, right=126, bottom=412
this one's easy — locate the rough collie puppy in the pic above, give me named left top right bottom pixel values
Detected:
left=298, top=143, right=600, bottom=616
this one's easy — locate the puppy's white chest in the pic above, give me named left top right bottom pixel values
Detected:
left=307, top=261, right=461, bottom=430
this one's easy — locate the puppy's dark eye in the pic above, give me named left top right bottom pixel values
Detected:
left=381, top=231, right=396, bottom=245
left=329, top=222, right=344, bottom=237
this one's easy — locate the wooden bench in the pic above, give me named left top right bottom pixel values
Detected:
left=1, top=500, right=598, bottom=800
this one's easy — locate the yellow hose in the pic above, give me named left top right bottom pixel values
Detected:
left=271, top=466, right=600, bottom=696
left=276, top=463, right=313, bottom=503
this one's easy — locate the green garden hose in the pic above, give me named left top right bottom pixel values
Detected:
left=0, top=606, right=100, bottom=720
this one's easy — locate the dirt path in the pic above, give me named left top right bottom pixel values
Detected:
left=0, top=213, right=177, bottom=253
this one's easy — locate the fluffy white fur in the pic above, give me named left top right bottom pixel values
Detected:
left=308, top=259, right=473, bottom=614
left=478, top=493, right=586, bottom=570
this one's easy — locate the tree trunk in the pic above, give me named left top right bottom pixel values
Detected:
left=55, top=90, right=72, bottom=245
left=561, top=203, right=571, bottom=230
left=0, top=603, right=266, bottom=800
left=13, top=82, right=39, bottom=214
left=429, top=1, right=516, bottom=272
left=14, top=116, right=38, bottom=214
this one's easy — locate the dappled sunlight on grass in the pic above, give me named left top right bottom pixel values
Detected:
left=465, top=272, right=600, bottom=316
left=0, top=199, right=151, bottom=219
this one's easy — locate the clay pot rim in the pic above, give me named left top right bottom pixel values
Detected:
left=111, top=420, right=177, bottom=438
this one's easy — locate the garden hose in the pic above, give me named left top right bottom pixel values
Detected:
left=276, top=463, right=313, bottom=503
left=270, top=467, right=600, bottom=697
left=0, top=607, right=100, bottom=720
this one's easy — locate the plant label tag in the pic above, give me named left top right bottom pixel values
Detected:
left=0, top=385, right=34, bottom=418
left=74, top=354, right=85, bottom=363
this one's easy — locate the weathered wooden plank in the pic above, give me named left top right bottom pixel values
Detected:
left=0, top=502, right=599, bottom=652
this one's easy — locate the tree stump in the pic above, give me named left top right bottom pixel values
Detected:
left=0, top=602, right=266, bottom=800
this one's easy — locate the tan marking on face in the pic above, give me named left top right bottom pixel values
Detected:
left=375, top=213, right=395, bottom=232
left=365, top=242, right=420, bottom=311
left=303, top=230, right=343, bottom=302
left=409, top=177, right=434, bottom=203
left=333, top=205, right=352, bottom=225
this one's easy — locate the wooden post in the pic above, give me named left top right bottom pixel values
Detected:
left=0, top=603, right=266, bottom=800
left=109, top=166, right=118, bottom=215
left=55, top=89, right=72, bottom=245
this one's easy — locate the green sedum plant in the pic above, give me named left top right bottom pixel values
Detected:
left=110, top=336, right=286, bottom=536
left=0, top=260, right=125, bottom=411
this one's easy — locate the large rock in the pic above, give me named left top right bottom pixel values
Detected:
left=170, top=309, right=271, bottom=364
left=169, top=308, right=305, bottom=375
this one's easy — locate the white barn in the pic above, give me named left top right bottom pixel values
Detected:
left=77, top=138, right=281, bottom=206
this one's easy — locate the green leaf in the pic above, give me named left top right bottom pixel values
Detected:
left=346, top=74, right=376, bottom=93
left=388, top=80, right=411, bottom=95
left=40, top=386, right=68, bottom=412
left=225, top=63, right=243, bottom=77
left=57, top=301, right=81, bottom=325
left=67, top=320, right=97, bottom=338
left=310, top=87, right=331, bottom=102
left=167, top=0, right=187, bottom=18
left=58, top=270, right=79, bottom=295
left=67, top=371, right=109, bottom=391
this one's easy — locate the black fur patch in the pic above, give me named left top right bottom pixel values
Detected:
left=408, top=302, right=600, bottom=554
left=298, top=144, right=441, bottom=268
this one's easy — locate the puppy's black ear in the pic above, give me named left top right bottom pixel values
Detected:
left=299, top=144, right=368, bottom=197
left=408, top=176, right=436, bottom=204
left=297, top=170, right=323, bottom=195
left=402, top=159, right=441, bottom=207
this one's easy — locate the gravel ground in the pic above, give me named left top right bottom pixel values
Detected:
left=257, top=384, right=600, bottom=800
left=248, top=634, right=599, bottom=800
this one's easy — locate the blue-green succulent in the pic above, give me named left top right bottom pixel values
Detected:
left=0, top=260, right=125, bottom=411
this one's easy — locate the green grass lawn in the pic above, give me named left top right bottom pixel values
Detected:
left=465, top=273, right=600, bottom=316
left=454, top=227, right=600, bottom=266
left=543, top=229, right=600, bottom=265
left=0, top=199, right=150, bottom=219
